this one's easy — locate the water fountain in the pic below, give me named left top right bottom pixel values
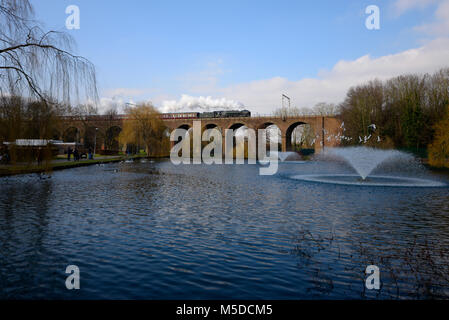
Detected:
left=269, top=151, right=304, bottom=162
left=292, top=146, right=446, bottom=187
left=326, top=147, right=409, bottom=180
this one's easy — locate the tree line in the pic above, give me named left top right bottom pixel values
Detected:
left=339, top=68, right=449, bottom=166
left=273, top=69, right=449, bottom=166
left=339, top=69, right=449, bottom=150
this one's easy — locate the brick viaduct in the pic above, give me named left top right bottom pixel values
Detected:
left=58, top=114, right=342, bottom=153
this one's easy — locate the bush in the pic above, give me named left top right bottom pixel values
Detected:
left=428, top=106, right=449, bottom=168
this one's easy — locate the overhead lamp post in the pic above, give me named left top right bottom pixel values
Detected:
left=281, top=94, right=290, bottom=121
left=282, top=94, right=291, bottom=109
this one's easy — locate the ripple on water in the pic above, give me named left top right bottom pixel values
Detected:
left=1, top=161, right=449, bottom=299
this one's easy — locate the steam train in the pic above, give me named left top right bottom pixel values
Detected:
left=160, top=110, right=251, bottom=120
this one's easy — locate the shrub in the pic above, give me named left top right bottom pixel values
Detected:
left=428, top=106, right=449, bottom=168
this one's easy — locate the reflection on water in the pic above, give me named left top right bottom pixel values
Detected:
left=0, top=160, right=449, bottom=299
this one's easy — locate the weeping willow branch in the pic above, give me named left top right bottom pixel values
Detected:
left=0, top=0, right=98, bottom=104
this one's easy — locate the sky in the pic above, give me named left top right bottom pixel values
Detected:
left=31, top=0, right=449, bottom=114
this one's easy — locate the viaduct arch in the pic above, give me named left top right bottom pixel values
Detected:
left=164, top=116, right=341, bottom=153
left=59, top=115, right=342, bottom=153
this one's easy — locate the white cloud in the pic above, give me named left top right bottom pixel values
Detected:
left=99, top=87, right=155, bottom=114
left=103, top=88, right=147, bottom=97
left=98, top=97, right=129, bottom=114
left=209, top=38, right=449, bottom=114
left=161, top=94, right=244, bottom=113
left=393, top=0, right=439, bottom=15
left=100, top=3, right=449, bottom=116
left=104, top=39, right=449, bottom=116
left=414, top=0, right=449, bottom=35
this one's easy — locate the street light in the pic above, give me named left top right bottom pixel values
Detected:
left=93, top=127, right=98, bottom=159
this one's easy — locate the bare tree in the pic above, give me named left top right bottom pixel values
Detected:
left=273, top=106, right=302, bottom=117
left=0, top=0, right=97, bottom=104
left=70, top=103, right=99, bottom=118
left=273, top=103, right=340, bottom=117
left=314, top=102, right=340, bottom=116
left=292, top=124, right=315, bottom=150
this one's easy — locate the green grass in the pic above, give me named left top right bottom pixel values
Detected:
left=0, top=154, right=152, bottom=177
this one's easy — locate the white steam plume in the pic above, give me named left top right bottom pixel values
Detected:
left=161, top=94, right=244, bottom=113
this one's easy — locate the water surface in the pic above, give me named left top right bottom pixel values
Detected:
left=1, top=160, right=448, bottom=299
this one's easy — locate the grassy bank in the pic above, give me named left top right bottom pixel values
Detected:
left=0, top=154, right=157, bottom=177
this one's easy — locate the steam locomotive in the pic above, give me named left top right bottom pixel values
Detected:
left=160, top=110, right=251, bottom=120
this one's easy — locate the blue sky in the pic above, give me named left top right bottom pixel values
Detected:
left=31, top=0, right=449, bottom=113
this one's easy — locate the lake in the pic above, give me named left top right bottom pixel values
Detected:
left=1, top=159, right=448, bottom=299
